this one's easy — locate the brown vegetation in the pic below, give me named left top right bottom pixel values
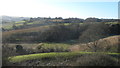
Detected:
left=2, top=26, right=49, bottom=37
left=69, top=35, right=120, bottom=52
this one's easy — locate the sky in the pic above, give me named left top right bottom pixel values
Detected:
left=0, top=0, right=119, bottom=19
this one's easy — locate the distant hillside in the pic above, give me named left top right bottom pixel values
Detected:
left=2, top=15, right=30, bottom=23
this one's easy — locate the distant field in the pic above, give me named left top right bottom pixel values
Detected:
left=2, top=20, right=46, bottom=29
left=2, top=20, right=118, bottom=30
left=2, top=22, right=14, bottom=29
left=105, top=22, right=118, bottom=24
left=15, top=21, right=26, bottom=24
left=2, top=21, right=26, bottom=29
left=63, top=23, right=83, bottom=25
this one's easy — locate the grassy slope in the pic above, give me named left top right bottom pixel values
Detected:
left=8, top=52, right=120, bottom=63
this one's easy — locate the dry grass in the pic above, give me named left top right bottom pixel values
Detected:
left=98, top=35, right=120, bottom=47
left=69, top=35, right=120, bottom=52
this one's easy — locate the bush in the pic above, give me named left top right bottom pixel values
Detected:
left=75, top=54, right=118, bottom=66
left=15, top=45, right=27, bottom=55
left=2, top=44, right=17, bottom=66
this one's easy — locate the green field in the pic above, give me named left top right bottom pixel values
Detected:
left=105, top=22, right=118, bottom=24
left=15, top=21, right=26, bottom=23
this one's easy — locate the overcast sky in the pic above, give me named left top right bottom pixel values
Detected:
left=0, top=0, right=119, bottom=19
